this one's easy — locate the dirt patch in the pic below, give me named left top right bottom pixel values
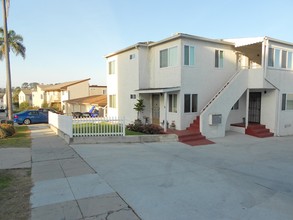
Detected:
left=0, top=169, right=32, bottom=220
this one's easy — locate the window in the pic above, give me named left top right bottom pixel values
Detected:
left=168, top=94, right=177, bottom=113
left=109, top=95, right=116, bottom=108
left=184, top=45, right=195, bottom=66
left=268, top=48, right=293, bottom=69
left=160, top=46, right=178, bottom=68
left=288, top=52, right=293, bottom=69
left=108, top=61, right=115, bottom=75
left=130, top=54, right=135, bottom=60
left=130, top=94, right=136, bottom=99
left=215, top=50, right=224, bottom=68
left=184, top=94, right=198, bottom=113
left=231, top=100, right=239, bottom=110
left=282, top=94, right=293, bottom=110
left=282, top=50, right=287, bottom=68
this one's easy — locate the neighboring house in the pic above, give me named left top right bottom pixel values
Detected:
left=89, top=85, right=107, bottom=96
left=32, top=79, right=90, bottom=112
left=105, top=33, right=293, bottom=138
left=64, top=95, right=107, bottom=117
left=18, top=89, right=32, bottom=106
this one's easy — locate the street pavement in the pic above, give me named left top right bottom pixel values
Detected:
left=72, top=132, right=293, bottom=220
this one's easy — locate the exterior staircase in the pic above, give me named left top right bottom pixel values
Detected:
left=245, top=124, right=274, bottom=138
left=168, top=116, right=214, bottom=146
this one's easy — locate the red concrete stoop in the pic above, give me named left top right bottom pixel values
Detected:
left=245, top=124, right=274, bottom=138
left=167, top=116, right=214, bottom=146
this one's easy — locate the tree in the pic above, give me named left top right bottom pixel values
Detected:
left=0, top=27, right=26, bottom=60
left=21, top=82, right=29, bottom=89
left=133, top=99, right=145, bottom=123
left=12, top=86, right=20, bottom=103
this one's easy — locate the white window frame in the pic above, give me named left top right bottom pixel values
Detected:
left=184, top=94, right=198, bottom=113
left=109, top=94, right=116, bottom=108
left=108, top=60, right=115, bottom=75
left=168, top=94, right=177, bottom=113
left=215, top=50, right=224, bottom=68
left=282, top=94, right=293, bottom=110
left=160, top=46, right=178, bottom=68
left=184, top=45, right=195, bottom=66
left=268, top=48, right=293, bottom=70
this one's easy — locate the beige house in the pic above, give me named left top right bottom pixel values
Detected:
left=32, top=78, right=90, bottom=112
left=18, top=89, right=32, bottom=106
left=89, top=85, right=107, bottom=96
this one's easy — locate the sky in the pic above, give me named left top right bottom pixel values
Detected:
left=1, top=0, right=293, bottom=88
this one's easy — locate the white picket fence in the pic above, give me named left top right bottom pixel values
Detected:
left=72, top=117, right=125, bottom=137
left=49, top=112, right=125, bottom=138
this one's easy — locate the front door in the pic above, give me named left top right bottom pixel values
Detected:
left=248, top=92, right=261, bottom=123
left=152, top=94, right=160, bottom=125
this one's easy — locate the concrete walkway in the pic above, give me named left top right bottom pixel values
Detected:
left=0, top=148, right=31, bottom=169
left=29, top=123, right=293, bottom=220
left=72, top=132, right=293, bottom=220
left=30, top=125, right=140, bottom=220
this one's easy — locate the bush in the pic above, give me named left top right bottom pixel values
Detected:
left=126, top=123, right=163, bottom=134
left=19, top=101, right=30, bottom=111
left=0, top=124, right=15, bottom=138
left=0, top=127, right=7, bottom=139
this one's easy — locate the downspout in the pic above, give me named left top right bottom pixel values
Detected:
left=164, top=92, right=167, bottom=132
left=245, top=89, right=249, bottom=128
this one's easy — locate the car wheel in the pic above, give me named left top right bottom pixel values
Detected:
left=23, top=119, right=31, bottom=125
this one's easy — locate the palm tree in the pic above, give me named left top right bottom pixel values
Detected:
left=0, top=27, right=26, bottom=60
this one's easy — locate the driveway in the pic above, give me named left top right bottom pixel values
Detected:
left=72, top=132, right=293, bottom=220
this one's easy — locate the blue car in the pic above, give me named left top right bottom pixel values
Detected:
left=13, top=110, right=49, bottom=125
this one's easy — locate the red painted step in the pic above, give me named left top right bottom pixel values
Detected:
left=245, top=124, right=274, bottom=138
left=167, top=116, right=214, bottom=146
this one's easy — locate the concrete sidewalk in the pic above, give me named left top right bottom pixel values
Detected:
left=0, top=148, right=31, bottom=169
left=30, top=124, right=140, bottom=220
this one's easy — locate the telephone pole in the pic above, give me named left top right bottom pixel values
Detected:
left=2, top=0, right=13, bottom=119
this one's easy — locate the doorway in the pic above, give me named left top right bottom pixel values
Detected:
left=248, top=92, right=261, bottom=123
left=152, top=94, right=160, bottom=125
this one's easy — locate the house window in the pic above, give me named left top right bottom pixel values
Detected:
left=184, top=94, right=197, bottom=113
left=215, top=50, right=224, bottom=68
left=130, top=54, right=135, bottom=60
left=168, top=94, right=177, bottom=113
left=160, top=46, right=178, bottom=68
left=108, top=61, right=115, bottom=75
left=269, top=48, right=293, bottom=69
left=184, top=45, right=195, bottom=66
left=231, top=100, right=239, bottom=110
left=282, top=94, right=293, bottom=110
left=109, top=95, right=116, bottom=108
left=282, top=50, right=287, bottom=68
left=130, top=94, right=136, bottom=99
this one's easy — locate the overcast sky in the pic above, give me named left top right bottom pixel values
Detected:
left=1, top=0, right=293, bottom=88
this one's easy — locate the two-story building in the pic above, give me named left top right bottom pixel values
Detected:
left=32, top=79, right=90, bottom=112
left=105, top=33, right=293, bottom=139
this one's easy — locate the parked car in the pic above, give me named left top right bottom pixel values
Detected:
left=13, top=110, right=49, bottom=125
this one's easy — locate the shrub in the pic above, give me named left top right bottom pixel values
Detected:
left=126, top=123, right=163, bottom=134
left=0, top=124, right=15, bottom=138
left=19, top=101, right=30, bottom=111
left=0, top=127, right=7, bottom=139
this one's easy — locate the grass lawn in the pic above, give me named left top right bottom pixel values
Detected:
left=0, top=126, right=31, bottom=148
left=125, top=128, right=145, bottom=135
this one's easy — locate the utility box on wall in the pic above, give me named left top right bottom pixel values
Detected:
left=209, top=114, right=222, bottom=125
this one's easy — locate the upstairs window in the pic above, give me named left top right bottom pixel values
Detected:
left=184, top=45, right=195, bottom=66
left=215, top=50, right=224, bottom=68
left=108, top=61, right=115, bottom=75
left=268, top=48, right=293, bottom=69
left=160, top=46, right=178, bottom=68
